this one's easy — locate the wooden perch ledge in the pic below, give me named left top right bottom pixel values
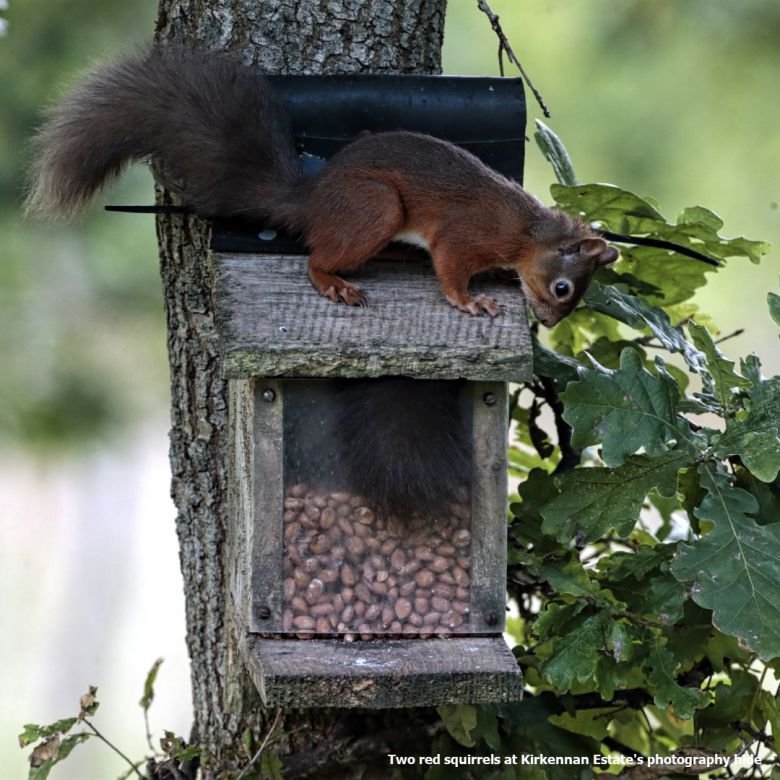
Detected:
left=213, top=254, right=533, bottom=383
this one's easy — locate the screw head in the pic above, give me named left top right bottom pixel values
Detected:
left=483, top=392, right=497, bottom=406
left=261, top=388, right=276, bottom=403
left=485, top=611, right=499, bottom=627
left=256, top=605, right=271, bottom=620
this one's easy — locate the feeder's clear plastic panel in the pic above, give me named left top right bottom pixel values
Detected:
left=277, top=379, right=485, bottom=638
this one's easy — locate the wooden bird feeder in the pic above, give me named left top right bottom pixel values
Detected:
left=212, top=74, right=531, bottom=708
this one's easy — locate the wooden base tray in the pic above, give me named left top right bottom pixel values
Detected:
left=241, top=635, right=523, bottom=709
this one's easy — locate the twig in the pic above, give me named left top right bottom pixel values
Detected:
left=82, top=719, right=146, bottom=779
left=236, top=709, right=284, bottom=780
left=143, top=709, right=155, bottom=755
left=476, top=0, right=551, bottom=117
left=715, top=328, right=745, bottom=345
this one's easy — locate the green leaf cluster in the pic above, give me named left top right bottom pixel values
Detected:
left=458, top=123, right=780, bottom=779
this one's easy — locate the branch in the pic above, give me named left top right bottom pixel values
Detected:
left=475, top=0, right=551, bottom=117
left=534, top=375, right=580, bottom=473
left=528, top=396, right=555, bottom=459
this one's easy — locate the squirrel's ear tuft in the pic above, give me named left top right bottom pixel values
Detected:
left=597, top=245, right=619, bottom=266
left=578, top=238, right=619, bottom=266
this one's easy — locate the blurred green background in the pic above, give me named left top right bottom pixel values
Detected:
left=1, top=0, right=778, bottom=777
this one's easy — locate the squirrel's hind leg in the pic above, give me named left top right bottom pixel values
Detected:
left=306, top=178, right=404, bottom=306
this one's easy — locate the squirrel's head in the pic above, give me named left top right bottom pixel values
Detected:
left=520, top=235, right=619, bottom=327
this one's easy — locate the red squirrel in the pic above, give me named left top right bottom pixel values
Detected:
left=26, top=46, right=616, bottom=523
left=26, top=46, right=618, bottom=326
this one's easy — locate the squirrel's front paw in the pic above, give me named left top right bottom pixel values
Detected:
left=322, top=280, right=367, bottom=307
left=451, top=295, right=502, bottom=317
left=310, top=268, right=368, bottom=307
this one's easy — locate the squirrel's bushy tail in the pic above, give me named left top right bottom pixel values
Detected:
left=26, top=47, right=303, bottom=222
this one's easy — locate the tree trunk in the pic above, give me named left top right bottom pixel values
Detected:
left=153, top=2, right=448, bottom=776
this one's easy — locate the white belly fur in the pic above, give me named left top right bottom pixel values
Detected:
left=392, top=230, right=431, bottom=252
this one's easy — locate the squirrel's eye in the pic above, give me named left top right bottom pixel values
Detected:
left=553, top=280, right=571, bottom=299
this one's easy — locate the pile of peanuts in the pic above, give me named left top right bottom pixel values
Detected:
left=281, top=483, right=472, bottom=640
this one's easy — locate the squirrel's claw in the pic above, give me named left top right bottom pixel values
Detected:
left=453, top=295, right=502, bottom=317
left=338, top=283, right=367, bottom=307
left=321, top=281, right=367, bottom=307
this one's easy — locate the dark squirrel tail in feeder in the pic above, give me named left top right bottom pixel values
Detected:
left=334, top=379, right=472, bottom=522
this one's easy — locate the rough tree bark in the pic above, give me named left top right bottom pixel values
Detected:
left=153, top=1, right=448, bottom=777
